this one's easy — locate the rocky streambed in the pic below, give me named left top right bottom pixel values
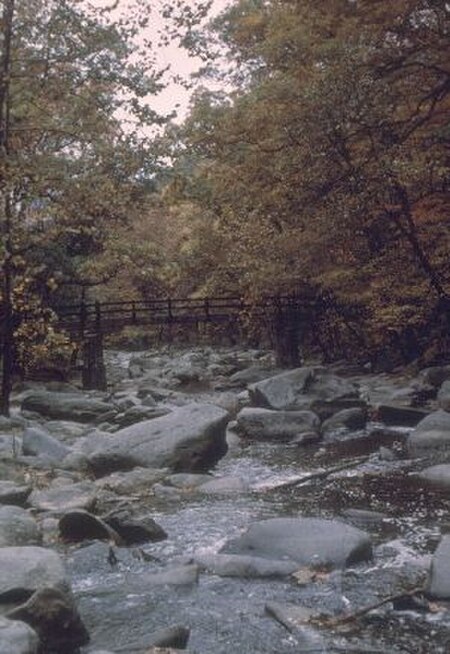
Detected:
left=1, top=346, right=450, bottom=653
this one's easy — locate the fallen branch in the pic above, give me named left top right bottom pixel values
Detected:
left=310, top=585, right=425, bottom=628
left=263, top=455, right=371, bottom=492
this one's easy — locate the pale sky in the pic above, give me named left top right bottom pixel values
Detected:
left=91, top=0, right=232, bottom=122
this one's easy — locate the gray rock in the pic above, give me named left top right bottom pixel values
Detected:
left=95, top=467, right=168, bottom=494
left=0, top=616, right=38, bottom=654
left=416, top=464, right=450, bottom=491
left=88, top=404, right=229, bottom=476
left=21, top=392, right=114, bottom=423
left=0, top=507, right=41, bottom=547
left=22, top=427, right=71, bottom=463
left=128, top=564, right=199, bottom=588
left=407, top=410, right=450, bottom=456
left=322, top=407, right=368, bottom=436
left=103, top=508, right=167, bottom=544
left=196, top=476, right=248, bottom=494
left=376, top=405, right=429, bottom=427
left=340, top=508, right=388, bottom=529
left=437, top=381, right=450, bottom=412
left=0, top=482, right=31, bottom=507
left=427, top=535, right=450, bottom=599
left=249, top=367, right=360, bottom=415
left=7, top=587, right=89, bottom=652
left=114, top=405, right=170, bottom=428
left=0, top=547, right=68, bottom=602
left=59, top=510, right=121, bottom=544
left=420, top=365, right=450, bottom=388
left=236, top=407, right=319, bottom=441
left=221, top=517, right=372, bottom=569
left=225, top=366, right=277, bottom=388
left=248, top=367, right=314, bottom=409
left=194, top=553, right=299, bottom=578
left=28, top=481, right=97, bottom=513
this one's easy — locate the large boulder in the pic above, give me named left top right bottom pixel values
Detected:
left=88, top=404, right=229, bottom=476
left=248, top=367, right=313, bottom=410
left=427, top=536, right=450, bottom=599
left=221, top=517, right=372, bottom=569
left=21, top=392, right=114, bottom=423
left=0, top=616, right=38, bottom=654
left=407, top=410, right=450, bottom=457
left=0, top=507, right=41, bottom=547
left=236, top=407, right=319, bottom=441
left=248, top=367, right=360, bottom=416
left=0, top=547, right=68, bottom=602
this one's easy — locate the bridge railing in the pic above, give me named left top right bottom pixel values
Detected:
left=53, top=294, right=318, bottom=338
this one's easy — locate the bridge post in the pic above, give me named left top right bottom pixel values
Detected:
left=81, top=333, right=107, bottom=391
left=271, top=297, right=301, bottom=368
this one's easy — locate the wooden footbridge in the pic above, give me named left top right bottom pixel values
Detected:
left=53, top=293, right=317, bottom=389
left=56, top=294, right=316, bottom=338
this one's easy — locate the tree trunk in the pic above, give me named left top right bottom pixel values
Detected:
left=0, top=0, right=16, bottom=416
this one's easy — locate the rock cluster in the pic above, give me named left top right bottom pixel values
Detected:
left=1, top=348, right=449, bottom=653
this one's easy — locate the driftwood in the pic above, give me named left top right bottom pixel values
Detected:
left=310, top=585, right=426, bottom=629
left=262, top=455, right=371, bottom=492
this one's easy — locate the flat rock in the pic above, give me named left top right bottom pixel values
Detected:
left=0, top=481, right=32, bottom=507
left=28, top=481, right=97, bottom=513
left=407, top=410, right=450, bottom=456
left=88, top=404, right=229, bottom=476
left=427, top=535, right=450, bottom=599
left=236, top=407, right=319, bottom=441
left=21, top=392, right=114, bottom=423
left=0, top=547, right=68, bottom=603
left=0, top=616, right=38, bottom=654
left=194, top=553, right=299, bottom=578
left=0, top=507, right=41, bottom=547
left=221, top=517, right=372, bottom=569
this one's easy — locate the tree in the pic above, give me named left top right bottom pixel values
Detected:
left=0, top=0, right=168, bottom=414
left=169, top=0, right=449, bottom=361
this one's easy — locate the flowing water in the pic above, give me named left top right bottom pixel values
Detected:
left=66, top=350, right=450, bottom=653
left=66, top=431, right=450, bottom=654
